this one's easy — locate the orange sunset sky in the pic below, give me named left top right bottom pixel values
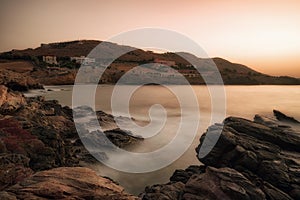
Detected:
left=0, top=0, right=300, bottom=77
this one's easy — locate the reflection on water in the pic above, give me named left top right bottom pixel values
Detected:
left=27, top=85, right=300, bottom=195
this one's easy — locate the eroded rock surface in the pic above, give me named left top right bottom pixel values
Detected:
left=0, top=167, right=139, bottom=200
left=196, top=116, right=300, bottom=199
left=142, top=112, right=300, bottom=200
left=0, top=85, right=143, bottom=191
left=0, top=85, right=26, bottom=114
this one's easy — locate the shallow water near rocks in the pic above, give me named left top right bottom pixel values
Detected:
left=25, top=85, right=300, bottom=195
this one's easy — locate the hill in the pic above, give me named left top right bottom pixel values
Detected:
left=0, top=40, right=299, bottom=86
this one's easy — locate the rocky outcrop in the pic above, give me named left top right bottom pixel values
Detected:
left=273, top=110, right=300, bottom=124
left=0, top=167, right=139, bottom=200
left=104, top=128, right=143, bottom=148
left=0, top=112, right=75, bottom=189
left=142, top=166, right=270, bottom=200
left=0, top=154, right=33, bottom=191
left=184, top=166, right=266, bottom=200
left=0, top=85, right=143, bottom=190
left=0, top=69, right=43, bottom=91
left=0, top=85, right=26, bottom=114
left=73, top=106, right=143, bottom=150
left=142, top=112, right=300, bottom=200
left=31, top=68, right=77, bottom=85
left=197, top=115, right=300, bottom=199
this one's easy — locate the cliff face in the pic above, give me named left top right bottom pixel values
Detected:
left=141, top=111, right=300, bottom=200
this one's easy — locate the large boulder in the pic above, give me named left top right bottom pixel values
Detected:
left=141, top=166, right=266, bottom=200
left=142, top=112, right=299, bottom=200
left=0, top=85, right=26, bottom=114
left=0, top=167, right=139, bottom=200
left=273, top=110, right=300, bottom=124
left=196, top=115, right=300, bottom=199
left=183, top=166, right=265, bottom=200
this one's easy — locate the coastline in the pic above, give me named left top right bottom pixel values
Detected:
left=1, top=83, right=300, bottom=199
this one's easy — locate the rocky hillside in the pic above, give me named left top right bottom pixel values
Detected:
left=0, top=40, right=299, bottom=85
left=1, top=40, right=101, bottom=58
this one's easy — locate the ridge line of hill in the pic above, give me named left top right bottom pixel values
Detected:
left=0, top=40, right=299, bottom=86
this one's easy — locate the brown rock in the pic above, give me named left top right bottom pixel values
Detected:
left=273, top=110, right=300, bottom=124
left=0, top=69, right=43, bottom=91
left=141, top=166, right=266, bottom=200
left=183, top=167, right=265, bottom=200
left=142, top=112, right=298, bottom=200
left=0, top=154, right=33, bottom=190
left=2, top=167, right=139, bottom=200
left=196, top=114, right=300, bottom=199
left=0, top=85, right=8, bottom=106
left=0, top=85, right=26, bottom=114
left=143, top=182, right=184, bottom=200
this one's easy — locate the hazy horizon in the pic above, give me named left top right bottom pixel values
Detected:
left=1, top=0, right=299, bottom=77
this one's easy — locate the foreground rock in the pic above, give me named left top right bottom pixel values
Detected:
left=142, top=112, right=300, bottom=200
left=197, top=115, right=300, bottom=199
left=0, top=85, right=26, bottom=114
left=0, top=85, right=143, bottom=190
left=0, top=167, right=139, bottom=200
left=142, top=166, right=268, bottom=200
left=273, top=109, right=300, bottom=124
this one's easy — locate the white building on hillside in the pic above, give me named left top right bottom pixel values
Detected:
left=71, top=56, right=95, bottom=65
left=43, top=55, right=58, bottom=65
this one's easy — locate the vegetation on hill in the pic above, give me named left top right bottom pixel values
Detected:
left=0, top=40, right=299, bottom=85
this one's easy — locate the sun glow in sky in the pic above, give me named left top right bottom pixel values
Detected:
left=0, top=0, right=300, bottom=77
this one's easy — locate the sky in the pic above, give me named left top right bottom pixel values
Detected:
left=0, top=0, right=300, bottom=77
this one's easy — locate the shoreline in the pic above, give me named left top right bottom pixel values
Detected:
left=1, top=83, right=300, bottom=199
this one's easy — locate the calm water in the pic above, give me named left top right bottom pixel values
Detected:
left=26, top=85, right=300, bottom=195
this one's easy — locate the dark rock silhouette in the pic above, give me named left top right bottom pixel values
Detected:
left=273, top=110, right=300, bottom=124
left=141, top=112, right=300, bottom=200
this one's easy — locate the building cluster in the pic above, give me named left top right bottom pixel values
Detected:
left=42, top=56, right=58, bottom=65
left=70, top=56, right=95, bottom=65
left=128, top=63, right=200, bottom=78
left=42, top=56, right=200, bottom=78
left=42, top=55, right=96, bottom=65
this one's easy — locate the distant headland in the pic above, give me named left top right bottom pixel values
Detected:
left=0, top=40, right=299, bottom=88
